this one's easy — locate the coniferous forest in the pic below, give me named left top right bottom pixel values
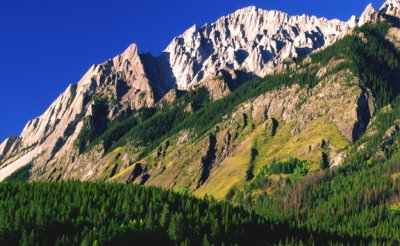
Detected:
left=0, top=181, right=389, bottom=245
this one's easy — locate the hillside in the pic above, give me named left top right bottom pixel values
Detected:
left=0, top=1, right=377, bottom=182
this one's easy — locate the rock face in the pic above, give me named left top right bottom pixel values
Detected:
left=0, top=137, right=16, bottom=159
left=358, top=4, right=379, bottom=26
left=1, top=0, right=400, bottom=181
left=0, top=44, right=158, bottom=180
left=381, top=0, right=400, bottom=17
left=163, top=6, right=352, bottom=90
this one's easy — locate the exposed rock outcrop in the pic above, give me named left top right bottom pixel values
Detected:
left=0, top=136, right=16, bottom=159
left=157, top=89, right=185, bottom=108
left=163, top=6, right=353, bottom=90
left=381, top=0, right=400, bottom=17
left=359, top=4, right=380, bottom=26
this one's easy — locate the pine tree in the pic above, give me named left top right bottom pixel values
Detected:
left=202, top=234, right=210, bottom=246
left=160, top=204, right=170, bottom=229
left=168, top=213, right=184, bottom=243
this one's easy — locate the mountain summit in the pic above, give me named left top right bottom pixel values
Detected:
left=381, top=0, right=400, bottom=16
left=163, top=6, right=350, bottom=89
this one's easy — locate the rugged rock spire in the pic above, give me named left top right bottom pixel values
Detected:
left=163, top=6, right=351, bottom=89
left=359, top=3, right=379, bottom=26
left=381, top=0, right=400, bottom=17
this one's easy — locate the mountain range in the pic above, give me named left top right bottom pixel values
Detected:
left=0, top=0, right=399, bottom=194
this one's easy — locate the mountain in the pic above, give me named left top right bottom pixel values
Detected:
left=2, top=0, right=400, bottom=244
left=0, top=0, right=398, bottom=184
left=0, top=2, right=388, bottom=182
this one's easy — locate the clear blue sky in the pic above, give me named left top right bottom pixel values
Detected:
left=0, top=0, right=386, bottom=142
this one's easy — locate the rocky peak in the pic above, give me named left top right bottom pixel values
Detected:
left=0, top=137, right=17, bottom=159
left=0, top=42, right=157, bottom=179
left=359, top=4, right=379, bottom=26
left=117, top=43, right=139, bottom=62
left=380, top=0, right=400, bottom=17
left=163, top=6, right=351, bottom=90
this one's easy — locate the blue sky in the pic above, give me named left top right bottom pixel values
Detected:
left=0, top=0, right=386, bottom=141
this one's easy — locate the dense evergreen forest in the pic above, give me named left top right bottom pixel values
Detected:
left=2, top=21, right=400, bottom=245
left=0, top=182, right=383, bottom=245
left=0, top=182, right=268, bottom=245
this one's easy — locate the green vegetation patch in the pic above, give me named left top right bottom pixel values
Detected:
left=4, top=163, right=32, bottom=182
left=248, top=158, right=309, bottom=191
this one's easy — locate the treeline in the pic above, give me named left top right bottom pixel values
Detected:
left=3, top=163, right=32, bottom=182
left=244, top=158, right=309, bottom=191
left=75, top=93, right=111, bottom=153
left=264, top=158, right=309, bottom=175
left=75, top=88, right=208, bottom=155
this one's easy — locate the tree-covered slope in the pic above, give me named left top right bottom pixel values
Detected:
left=0, top=181, right=373, bottom=246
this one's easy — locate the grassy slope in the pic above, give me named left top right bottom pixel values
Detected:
left=193, top=117, right=349, bottom=199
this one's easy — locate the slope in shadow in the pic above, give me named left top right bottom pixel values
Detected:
left=139, top=52, right=177, bottom=101
left=198, top=134, right=217, bottom=188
